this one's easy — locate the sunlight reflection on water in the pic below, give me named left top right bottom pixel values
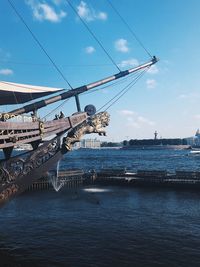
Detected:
left=82, top=188, right=111, bottom=193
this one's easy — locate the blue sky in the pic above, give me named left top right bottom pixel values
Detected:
left=0, top=0, right=200, bottom=141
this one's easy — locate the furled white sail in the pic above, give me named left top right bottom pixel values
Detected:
left=0, top=81, right=63, bottom=105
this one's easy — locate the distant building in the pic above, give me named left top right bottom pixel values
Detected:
left=14, top=144, right=32, bottom=150
left=74, top=138, right=101, bottom=149
left=154, top=131, right=158, bottom=140
left=184, top=129, right=200, bottom=146
left=195, top=129, right=200, bottom=146
left=184, top=137, right=196, bottom=146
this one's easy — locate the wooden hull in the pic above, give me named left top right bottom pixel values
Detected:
left=0, top=111, right=109, bottom=206
left=0, top=112, right=88, bottom=205
left=0, top=136, right=63, bottom=206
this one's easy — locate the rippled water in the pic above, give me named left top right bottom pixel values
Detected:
left=1, top=148, right=200, bottom=267
left=61, top=147, right=200, bottom=172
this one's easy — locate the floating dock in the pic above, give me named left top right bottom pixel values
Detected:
left=94, top=169, right=200, bottom=189
left=27, top=168, right=200, bottom=191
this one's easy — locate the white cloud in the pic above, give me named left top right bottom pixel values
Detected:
left=115, top=38, right=129, bottom=53
left=26, top=0, right=67, bottom=23
left=119, top=110, right=136, bottom=116
left=0, top=69, right=13, bottom=75
left=119, top=58, right=138, bottom=68
left=98, top=12, right=107, bottom=20
left=77, top=1, right=107, bottom=22
left=119, top=109, right=155, bottom=129
left=137, top=116, right=155, bottom=126
left=85, top=46, right=95, bottom=54
left=178, top=92, right=200, bottom=100
left=179, top=94, right=187, bottom=99
left=146, top=79, right=157, bottom=89
left=194, top=114, right=200, bottom=120
left=147, top=65, right=159, bottom=74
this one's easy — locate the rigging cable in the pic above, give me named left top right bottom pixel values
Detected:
left=65, top=0, right=121, bottom=72
left=42, top=98, right=70, bottom=120
left=98, top=68, right=149, bottom=112
left=104, top=69, right=148, bottom=111
left=107, top=0, right=152, bottom=58
left=44, top=72, right=140, bottom=119
left=7, top=0, right=73, bottom=90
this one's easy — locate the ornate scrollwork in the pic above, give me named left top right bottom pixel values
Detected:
left=0, top=167, right=11, bottom=184
left=0, top=184, right=19, bottom=201
left=0, top=137, right=61, bottom=204
left=0, top=111, right=110, bottom=205
left=0, top=138, right=60, bottom=186
left=62, top=111, right=110, bottom=151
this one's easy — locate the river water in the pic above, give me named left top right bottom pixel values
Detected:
left=1, top=148, right=200, bottom=267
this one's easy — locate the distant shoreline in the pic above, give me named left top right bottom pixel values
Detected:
left=75, top=145, right=191, bottom=150
left=121, top=145, right=190, bottom=150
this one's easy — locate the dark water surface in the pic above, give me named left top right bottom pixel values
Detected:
left=1, top=148, right=200, bottom=267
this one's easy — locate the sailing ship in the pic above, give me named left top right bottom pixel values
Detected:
left=0, top=1, right=158, bottom=205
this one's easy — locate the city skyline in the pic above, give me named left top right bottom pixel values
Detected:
left=0, top=0, right=200, bottom=141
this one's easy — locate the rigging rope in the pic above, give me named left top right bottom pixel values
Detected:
left=7, top=0, right=73, bottom=90
left=107, top=0, right=152, bottom=58
left=6, top=0, right=154, bottom=118
left=98, top=68, right=149, bottom=112
left=42, top=98, right=70, bottom=120
left=65, top=0, right=121, bottom=72
left=42, top=72, right=138, bottom=119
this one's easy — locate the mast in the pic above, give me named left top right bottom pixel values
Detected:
left=9, top=57, right=158, bottom=115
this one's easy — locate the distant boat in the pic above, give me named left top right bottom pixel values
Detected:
left=188, top=150, right=200, bottom=155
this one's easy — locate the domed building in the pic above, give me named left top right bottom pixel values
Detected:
left=194, top=129, right=200, bottom=147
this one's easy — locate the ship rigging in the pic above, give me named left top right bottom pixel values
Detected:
left=0, top=0, right=158, bottom=205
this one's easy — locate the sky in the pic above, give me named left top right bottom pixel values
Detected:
left=0, top=0, right=200, bottom=142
